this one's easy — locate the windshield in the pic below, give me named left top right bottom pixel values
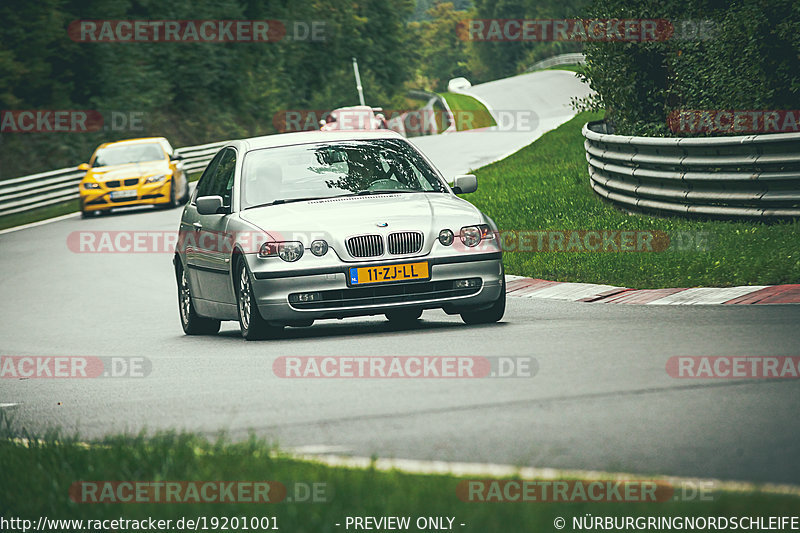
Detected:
left=240, top=139, right=446, bottom=209
left=92, top=143, right=165, bottom=167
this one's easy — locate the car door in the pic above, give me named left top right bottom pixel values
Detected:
left=193, top=147, right=237, bottom=305
left=180, top=150, right=224, bottom=297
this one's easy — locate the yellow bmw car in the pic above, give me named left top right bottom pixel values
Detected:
left=78, top=137, right=190, bottom=217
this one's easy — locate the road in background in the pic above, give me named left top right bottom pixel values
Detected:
left=412, top=70, right=590, bottom=177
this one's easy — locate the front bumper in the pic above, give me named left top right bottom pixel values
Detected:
left=247, top=252, right=504, bottom=322
left=80, top=180, right=172, bottom=212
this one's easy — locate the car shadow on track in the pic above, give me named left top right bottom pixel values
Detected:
left=211, top=317, right=509, bottom=342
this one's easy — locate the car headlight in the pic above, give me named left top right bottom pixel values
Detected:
left=310, top=240, right=328, bottom=256
left=438, top=229, right=454, bottom=246
left=459, top=224, right=494, bottom=247
left=82, top=182, right=101, bottom=190
left=145, top=174, right=167, bottom=184
left=259, top=241, right=304, bottom=262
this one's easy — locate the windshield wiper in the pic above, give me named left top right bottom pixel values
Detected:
left=244, top=196, right=328, bottom=210
left=351, top=189, right=422, bottom=195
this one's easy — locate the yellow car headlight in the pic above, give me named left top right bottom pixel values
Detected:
left=145, top=174, right=167, bottom=184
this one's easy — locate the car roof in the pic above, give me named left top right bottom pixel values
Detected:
left=233, top=129, right=405, bottom=152
left=96, top=137, right=169, bottom=149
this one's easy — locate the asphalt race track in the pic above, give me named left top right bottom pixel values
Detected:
left=411, top=69, right=589, bottom=176
left=1, top=71, right=799, bottom=485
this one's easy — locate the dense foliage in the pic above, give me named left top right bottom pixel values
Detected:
left=0, top=0, right=597, bottom=178
left=0, top=0, right=417, bottom=177
left=577, top=0, right=800, bottom=136
left=468, top=0, right=588, bottom=81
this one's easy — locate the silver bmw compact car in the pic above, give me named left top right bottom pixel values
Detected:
left=173, top=130, right=504, bottom=340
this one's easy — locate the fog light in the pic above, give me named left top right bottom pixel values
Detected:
left=311, top=239, right=329, bottom=256
left=454, top=279, right=480, bottom=289
left=438, top=229, right=454, bottom=246
left=290, top=292, right=321, bottom=303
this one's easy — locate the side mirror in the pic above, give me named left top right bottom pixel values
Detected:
left=196, top=195, right=224, bottom=215
left=171, top=153, right=184, bottom=161
left=77, top=163, right=90, bottom=171
left=451, top=174, right=477, bottom=194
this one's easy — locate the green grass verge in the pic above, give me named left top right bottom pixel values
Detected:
left=0, top=172, right=203, bottom=232
left=1, top=430, right=797, bottom=530
left=0, top=199, right=80, bottom=231
left=440, top=92, right=497, bottom=131
left=468, top=111, right=800, bottom=288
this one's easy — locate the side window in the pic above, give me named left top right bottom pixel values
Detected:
left=193, top=150, right=225, bottom=201
left=210, top=148, right=236, bottom=207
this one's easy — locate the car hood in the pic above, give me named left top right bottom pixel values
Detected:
left=84, top=161, right=170, bottom=181
left=238, top=193, right=484, bottom=259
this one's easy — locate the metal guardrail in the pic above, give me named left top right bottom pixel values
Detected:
left=526, top=53, right=585, bottom=72
left=583, top=121, right=800, bottom=218
left=0, top=92, right=452, bottom=219
left=0, top=141, right=228, bottom=217
left=407, top=89, right=456, bottom=135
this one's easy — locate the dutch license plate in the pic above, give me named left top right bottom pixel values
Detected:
left=110, top=190, right=137, bottom=200
left=349, top=262, right=429, bottom=285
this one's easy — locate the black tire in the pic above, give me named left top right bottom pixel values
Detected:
left=168, top=178, right=181, bottom=208
left=385, top=308, right=423, bottom=323
left=81, top=208, right=106, bottom=218
left=460, top=276, right=506, bottom=325
left=237, top=260, right=282, bottom=341
left=177, top=264, right=221, bottom=335
left=180, top=178, right=190, bottom=205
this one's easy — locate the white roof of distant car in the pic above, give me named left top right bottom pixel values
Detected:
left=236, top=129, right=404, bottom=152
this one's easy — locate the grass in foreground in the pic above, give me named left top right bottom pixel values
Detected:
left=1, top=429, right=797, bottom=532
left=440, top=92, right=497, bottom=131
left=468, top=111, right=800, bottom=288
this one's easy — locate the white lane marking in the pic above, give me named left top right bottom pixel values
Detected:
left=288, top=444, right=352, bottom=455
left=647, top=286, right=769, bottom=305
left=292, top=454, right=800, bottom=496
left=517, top=282, right=622, bottom=301
left=505, top=276, right=779, bottom=305
left=0, top=403, right=20, bottom=408
left=0, top=212, right=80, bottom=235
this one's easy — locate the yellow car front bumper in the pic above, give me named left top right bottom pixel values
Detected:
left=80, top=179, right=173, bottom=213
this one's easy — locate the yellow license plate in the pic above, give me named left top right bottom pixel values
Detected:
left=349, top=262, right=429, bottom=285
